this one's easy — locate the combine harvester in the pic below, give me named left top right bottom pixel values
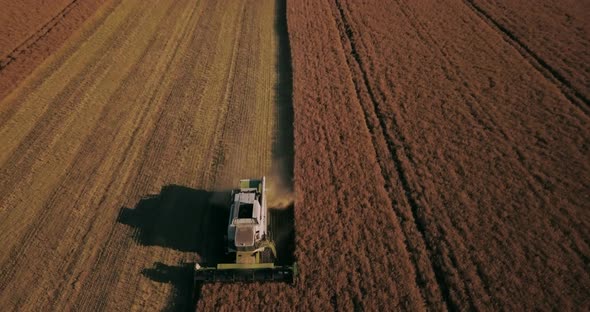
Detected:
left=194, top=177, right=297, bottom=283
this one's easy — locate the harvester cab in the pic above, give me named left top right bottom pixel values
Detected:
left=194, top=176, right=297, bottom=283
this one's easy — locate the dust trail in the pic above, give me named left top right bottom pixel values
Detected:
left=266, top=158, right=293, bottom=209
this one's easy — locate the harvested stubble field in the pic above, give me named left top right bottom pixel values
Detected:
left=0, top=0, right=589, bottom=311
left=1, top=0, right=291, bottom=310
left=0, top=0, right=110, bottom=100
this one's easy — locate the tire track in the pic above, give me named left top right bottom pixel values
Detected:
left=0, top=0, right=120, bottom=127
left=0, top=0, right=141, bottom=168
left=385, top=1, right=534, bottom=306
left=401, top=0, right=589, bottom=271
left=331, top=0, right=460, bottom=310
left=462, top=0, right=589, bottom=115
left=0, top=0, right=81, bottom=70
left=325, top=0, right=589, bottom=309
left=0, top=0, right=114, bottom=102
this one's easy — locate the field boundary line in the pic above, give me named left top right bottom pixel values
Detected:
left=1, top=0, right=81, bottom=70
left=462, top=0, right=589, bottom=115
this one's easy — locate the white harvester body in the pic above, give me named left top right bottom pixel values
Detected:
left=227, top=177, right=268, bottom=252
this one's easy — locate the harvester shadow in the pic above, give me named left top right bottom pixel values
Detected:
left=272, top=0, right=297, bottom=268
left=117, top=185, right=230, bottom=311
left=272, top=0, right=294, bottom=187
left=141, top=262, right=196, bottom=312
left=269, top=204, right=295, bottom=265
left=117, top=185, right=228, bottom=259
